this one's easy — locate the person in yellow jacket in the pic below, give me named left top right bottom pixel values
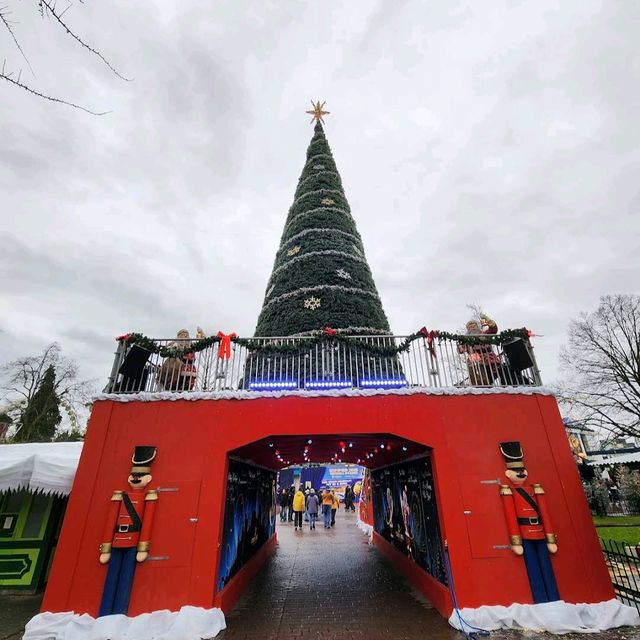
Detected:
left=292, top=487, right=306, bottom=531
left=330, top=490, right=339, bottom=527
left=321, top=488, right=333, bottom=529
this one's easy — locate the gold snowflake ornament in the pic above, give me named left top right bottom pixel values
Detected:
left=287, top=245, right=301, bottom=257
left=306, top=100, right=330, bottom=124
left=304, top=296, right=321, bottom=310
left=321, top=197, right=335, bottom=206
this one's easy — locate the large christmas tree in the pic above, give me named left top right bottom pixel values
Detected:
left=254, top=106, right=391, bottom=337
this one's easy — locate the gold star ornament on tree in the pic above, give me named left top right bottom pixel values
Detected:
left=306, top=100, right=330, bottom=124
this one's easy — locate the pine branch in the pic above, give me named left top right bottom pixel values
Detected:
left=39, top=0, right=131, bottom=81
left=0, top=69, right=109, bottom=114
left=0, top=5, right=34, bottom=75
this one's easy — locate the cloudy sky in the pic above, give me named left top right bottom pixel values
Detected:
left=1, top=1, right=638, bottom=398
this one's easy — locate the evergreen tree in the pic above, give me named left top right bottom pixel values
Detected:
left=14, top=365, right=62, bottom=442
left=254, top=122, right=391, bottom=337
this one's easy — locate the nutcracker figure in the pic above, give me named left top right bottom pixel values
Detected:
left=98, top=445, right=158, bottom=617
left=499, top=441, right=560, bottom=604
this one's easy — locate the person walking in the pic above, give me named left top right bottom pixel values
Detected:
left=344, top=485, right=353, bottom=511
left=331, top=490, right=339, bottom=526
left=304, top=488, right=310, bottom=522
left=306, top=488, right=319, bottom=530
left=288, top=484, right=296, bottom=522
left=279, top=488, right=289, bottom=523
left=292, top=486, right=306, bottom=531
left=349, top=484, right=356, bottom=511
left=321, top=487, right=333, bottom=529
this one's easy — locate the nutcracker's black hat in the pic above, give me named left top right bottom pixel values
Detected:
left=499, top=441, right=526, bottom=470
left=131, top=445, right=157, bottom=474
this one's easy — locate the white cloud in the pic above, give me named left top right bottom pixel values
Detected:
left=1, top=0, right=638, bottom=392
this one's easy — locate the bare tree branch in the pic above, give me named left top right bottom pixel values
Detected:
left=39, top=0, right=131, bottom=81
left=1, top=70, right=109, bottom=114
left=0, top=5, right=34, bottom=75
left=558, top=295, right=640, bottom=441
left=1, top=342, right=96, bottom=441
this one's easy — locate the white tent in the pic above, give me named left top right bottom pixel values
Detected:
left=588, top=451, right=640, bottom=467
left=0, top=441, right=83, bottom=496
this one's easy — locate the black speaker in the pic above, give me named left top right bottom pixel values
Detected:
left=118, top=345, right=152, bottom=391
left=502, top=338, right=533, bottom=372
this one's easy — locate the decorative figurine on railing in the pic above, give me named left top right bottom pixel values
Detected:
left=159, top=329, right=197, bottom=391
left=457, top=313, right=500, bottom=386
left=499, top=441, right=560, bottom=604
left=98, top=446, right=158, bottom=616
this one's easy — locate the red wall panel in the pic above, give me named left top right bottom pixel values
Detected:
left=42, top=393, right=613, bottom=618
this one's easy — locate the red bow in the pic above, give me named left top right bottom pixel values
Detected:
left=526, top=329, right=540, bottom=338
left=418, top=327, right=438, bottom=359
left=217, top=331, right=237, bottom=359
left=324, top=327, right=337, bottom=337
left=115, top=333, right=130, bottom=342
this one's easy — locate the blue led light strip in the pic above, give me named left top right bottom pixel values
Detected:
left=305, top=379, right=353, bottom=389
left=248, top=380, right=298, bottom=390
left=359, top=378, right=408, bottom=388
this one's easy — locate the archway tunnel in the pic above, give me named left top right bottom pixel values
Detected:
left=41, top=393, right=614, bottom=635
left=216, top=432, right=452, bottom=626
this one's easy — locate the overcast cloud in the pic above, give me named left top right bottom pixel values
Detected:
left=1, top=1, right=638, bottom=398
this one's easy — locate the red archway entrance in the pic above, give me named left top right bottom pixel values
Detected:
left=229, top=433, right=428, bottom=468
left=42, top=392, right=613, bottom=624
left=220, top=432, right=446, bottom=613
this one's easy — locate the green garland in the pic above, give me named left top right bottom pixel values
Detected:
left=118, top=328, right=531, bottom=359
left=121, top=333, right=222, bottom=359
left=436, top=328, right=530, bottom=346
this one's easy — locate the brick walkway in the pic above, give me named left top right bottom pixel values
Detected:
left=217, top=509, right=460, bottom=640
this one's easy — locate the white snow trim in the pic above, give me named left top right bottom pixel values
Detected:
left=295, top=170, right=340, bottom=191
left=269, top=249, right=368, bottom=280
left=303, top=153, right=334, bottom=169
left=23, top=606, right=226, bottom=640
left=94, top=386, right=555, bottom=404
left=448, top=599, right=640, bottom=634
left=308, top=136, right=328, bottom=148
left=356, top=510, right=373, bottom=544
left=292, top=326, right=390, bottom=337
left=0, top=441, right=83, bottom=496
left=289, top=188, right=345, bottom=209
left=261, top=284, right=381, bottom=311
left=280, top=227, right=361, bottom=249
left=285, top=206, right=353, bottom=232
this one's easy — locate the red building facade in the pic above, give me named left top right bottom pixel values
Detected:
left=43, top=390, right=613, bottom=620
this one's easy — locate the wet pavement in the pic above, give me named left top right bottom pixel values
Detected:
left=2, top=511, right=640, bottom=639
left=218, top=509, right=460, bottom=640
left=219, top=509, right=640, bottom=640
left=0, top=591, right=42, bottom=640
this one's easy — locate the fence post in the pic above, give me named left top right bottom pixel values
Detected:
left=104, top=340, right=126, bottom=393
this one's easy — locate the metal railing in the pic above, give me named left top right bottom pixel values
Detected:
left=601, top=538, right=640, bottom=611
left=104, top=333, right=542, bottom=394
left=606, top=501, right=640, bottom=517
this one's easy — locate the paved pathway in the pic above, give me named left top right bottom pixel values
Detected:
left=3, top=510, right=640, bottom=640
left=217, top=509, right=460, bottom=640
left=0, top=592, right=42, bottom=640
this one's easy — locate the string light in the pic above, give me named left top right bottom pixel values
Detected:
left=306, top=379, right=352, bottom=389
left=360, top=377, right=407, bottom=389
left=249, top=380, right=297, bottom=390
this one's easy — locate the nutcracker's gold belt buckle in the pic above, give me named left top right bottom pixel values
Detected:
left=530, top=517, right=539, bottom=525
left=118, top=524, right=130, bottom=533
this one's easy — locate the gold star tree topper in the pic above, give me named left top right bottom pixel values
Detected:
left=306, top=100, right=330, bottom=124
